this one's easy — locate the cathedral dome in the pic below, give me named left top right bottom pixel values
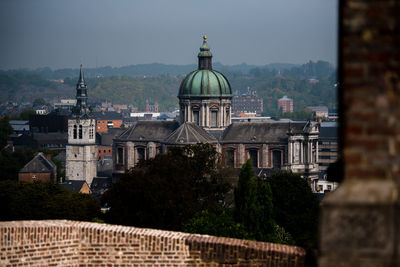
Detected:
left=178, top=36, right=232, bottom=98
left=178, top=69, right=232, bottom=97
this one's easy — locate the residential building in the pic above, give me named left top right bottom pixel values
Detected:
left=18, top=152, right=57, bottom=183
left=278, top=96, right=293, bottom=113
left=60, top=180, right=91, bottom=194
left=232, top=89, right=263, bottom=115
left=93, top=111, right=123, bottom=133
left=306, top=106, right=329, bottom=118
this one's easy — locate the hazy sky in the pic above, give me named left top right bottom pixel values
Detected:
left=0, top=0, right=338, bottom=70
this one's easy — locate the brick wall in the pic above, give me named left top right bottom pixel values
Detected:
left=319, top=0, right=400, bottom=265
left=0, top=220, right=306, bottom=266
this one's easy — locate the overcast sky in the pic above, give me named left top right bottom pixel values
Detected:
left=0, top=0, right=338, bottom=70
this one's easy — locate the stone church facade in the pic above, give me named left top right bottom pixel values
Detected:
left=113, top=37, right=320, bottom=182
left=66, top=65, right=98, bottom=186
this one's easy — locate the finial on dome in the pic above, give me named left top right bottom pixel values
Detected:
left=203, top=35, right=207, bottom=40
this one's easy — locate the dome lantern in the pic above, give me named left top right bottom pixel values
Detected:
left=178, top=37, right=232, bottom=130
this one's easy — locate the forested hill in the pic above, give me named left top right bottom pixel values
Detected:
left=0, top=60, right=336, bottom=114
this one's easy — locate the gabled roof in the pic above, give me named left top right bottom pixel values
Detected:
left=164, top=122, right=217, bottom=144
left=60, top=180, right=90, bottom=193
left=116, top=121, right=179, bottom=142
left=19, top=152, right=56, bottom=173
left=221, top=122, right=306, bottom=143
left=90, top=177, right=112, bottom=191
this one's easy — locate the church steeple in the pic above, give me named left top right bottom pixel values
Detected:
left=198, top=36, right=213, bottom=70
left=73, top=64, right=90, bottom=117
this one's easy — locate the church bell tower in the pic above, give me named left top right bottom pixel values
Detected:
left=65, top=65, right=97, bottom=185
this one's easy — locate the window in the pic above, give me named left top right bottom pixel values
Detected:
left=79, top=125, right=83, bottom=139
left=137, top=147, right=145, bottom=161
left=248, top=149, right=258, bottom=168
left=273, top=150, right=282, bottom=169
left=117, top=147, right=123, bottom=165
left=193, top=110, right=199, bottom=125
left=211, top=111, right=218, bottom=127
left=327, top=185, right=332, bottom=191
left=89, top=129, right=94, bottom=139
left=73, top=125, right=77, bottom=139
left=223, top=149, right=235, bottom=168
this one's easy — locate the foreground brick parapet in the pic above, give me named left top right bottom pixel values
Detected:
left=0, top=220, right=305, bottom=266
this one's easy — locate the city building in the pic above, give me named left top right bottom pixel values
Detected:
left=18, top=152, right=57, bottom=183
left=145, top=100, right=158, bottom=112
left=278, top=96, right=293, bottom=113
left=306, top=106, right=329, bottom=118
left=93, top=111, right=123, bottom=133
left=232, top=88, right=263, bottom=115
left=65, top=65, right=98, bottom=186
left=59, top=180, right=91, bottom=194
left=53, top=99, right=77, bottom=112
left=112, top=37, right=320, bottom=183
left=178, top=36, right=232, bottom=132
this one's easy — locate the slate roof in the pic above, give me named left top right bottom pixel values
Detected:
left=60, top=180, right=88, bottom=193
left=116, top=121, right=179, bottom=142
left=98, top=128, right=126, bottom=146
left=33, top=132, right=67, bottom=146
left=91, top=177, right=112, bottom=192
left=221, top=122, right=306, bottom=143
left=93, top=111, right=123, bottom=120
left=19, top=152, right=56, bottom=173
left=164, top=122, right=217, bottom=144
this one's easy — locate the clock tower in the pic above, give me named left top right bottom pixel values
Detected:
left=65, top=65, right=97, bottom=185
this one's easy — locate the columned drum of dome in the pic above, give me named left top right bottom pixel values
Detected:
left=178, top=36, right=232, bottom=130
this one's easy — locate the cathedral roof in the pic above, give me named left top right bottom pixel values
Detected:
left=178, top=70, right=232, bottom=97
left=221, top=122, right=306, bottom=143
left=116, top=121, right=179, bottom=142
left=178, top=37, right=232, bottom=98
left=164, top=122, right=217, bottom=144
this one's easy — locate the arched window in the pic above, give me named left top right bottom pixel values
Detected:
left=73, top=125, right=77, bottom=139
left=248, top=149, right=258, bottom=168
left=273, top=150, right=282, bottom=169
left=79, top=125, right=83, bottom=139
left=223, top=148, right=235, bottom=168
left=211, top=111, right=218, bottom=127
left=137, top=147, right=145, bottom=162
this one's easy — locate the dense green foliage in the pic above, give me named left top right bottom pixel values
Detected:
left=183, top=209, right=250, bottom=240
left=0, top=181, right=100, bottom=221
left=0, top=148, right=35, bottom=181
left=267, top=172, right=320, bottom=247
left=1, top=60, right=336, bottom=115
left=0, top=117, right=13, bottom=149
left=234, top=160, right=275, bottom=241
left=102, top=144, right=230, bottom=230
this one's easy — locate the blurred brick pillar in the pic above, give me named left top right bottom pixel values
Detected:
left=319, top=0, right=400, bottom=266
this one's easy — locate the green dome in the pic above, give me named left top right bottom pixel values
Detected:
left=178, top=69, right=232, bottom=97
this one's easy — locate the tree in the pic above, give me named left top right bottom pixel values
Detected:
left=266, top=172, right=320, bottom=247
left=18, top=110, right=36, bottom=120
left=234, top=159, right=275, bottom=242
left=183, top=209, right=250, bottom=240
left=0, top=117, right=13, bottom=149
left=0, top=148, right=35, bottom=181
left=0, top=181, right=100, bottom=221
left=33, top=98, right=46, bottom=107
left=102, top=144, right=230, bottom=231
